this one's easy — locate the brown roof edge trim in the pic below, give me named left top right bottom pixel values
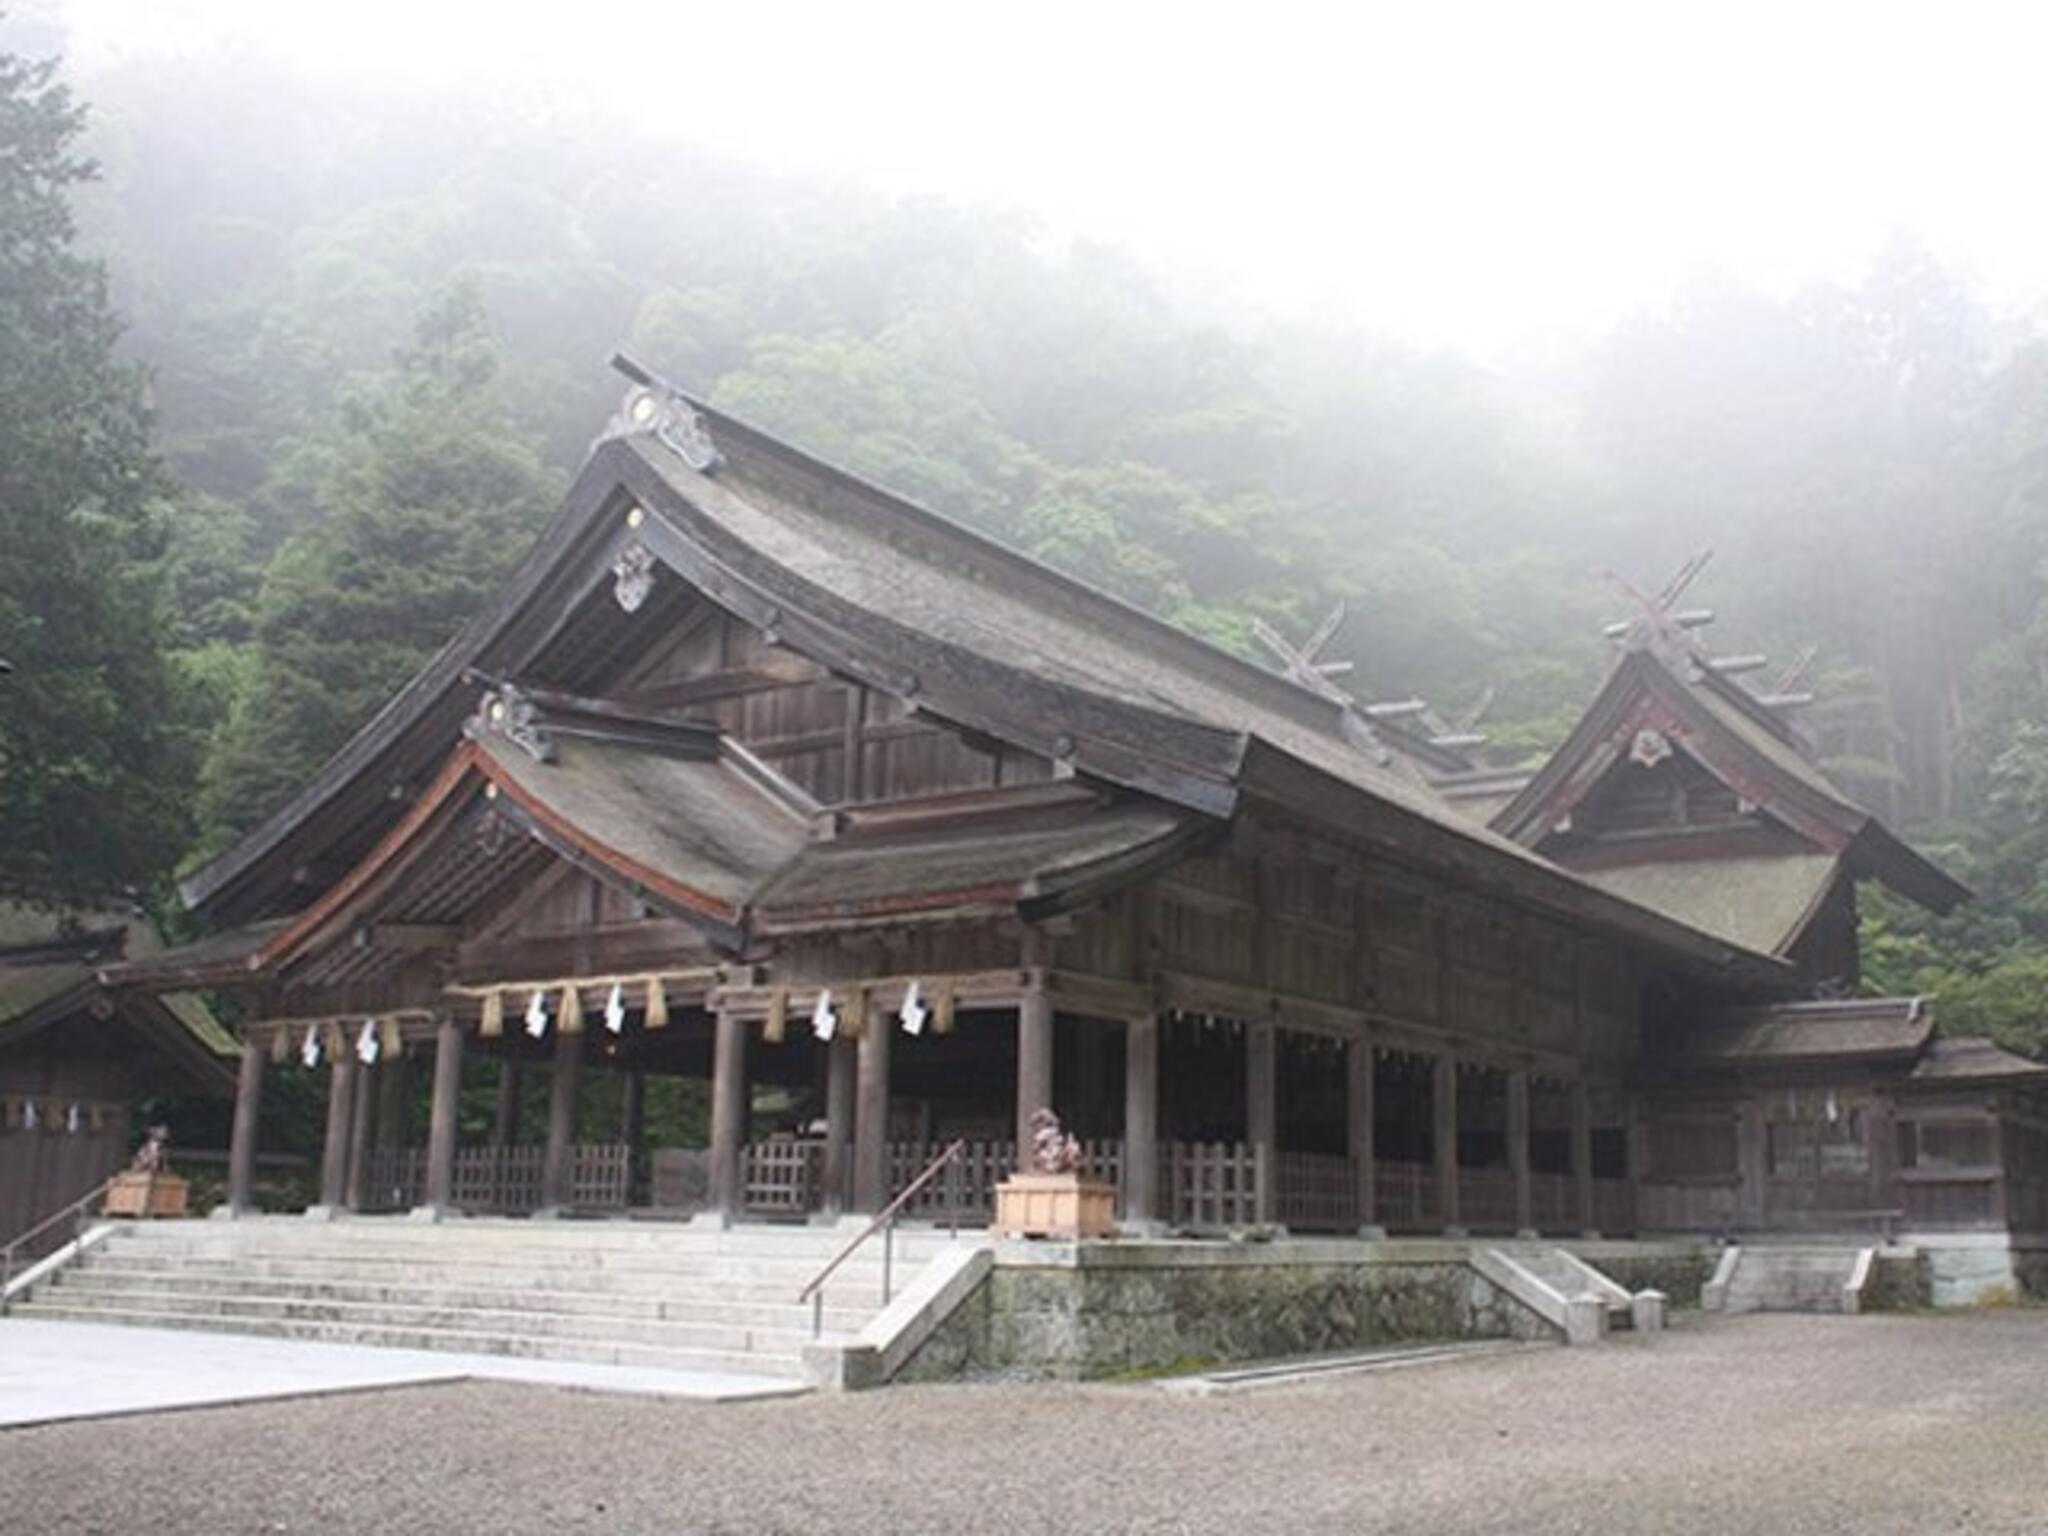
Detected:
left=479, top=754, right=745, bottom=934
left=255, top=735, right=757, bottom=980
left=180, top=453, right=638, bottom=916
left=250, top=743, right=491, bottom=973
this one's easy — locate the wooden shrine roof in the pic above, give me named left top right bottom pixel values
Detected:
left=162, top=699, right=1211, bottom=989
left=0, top=898, right=236, bottom=1090
left=1678, top=996, right=1934, bottom=1068
left=1571, top=851, right=1843, bottom=959
left=1493, top=645, right=1969, bottom=919
left=173, top=375, right=1800, bottom=988
left=1908, top=1035, right=2048, bottom=1085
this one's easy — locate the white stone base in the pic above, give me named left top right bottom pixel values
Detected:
left=1907, top=1232, right=2036, bottom=1305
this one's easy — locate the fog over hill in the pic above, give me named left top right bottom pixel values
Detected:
left=7, top=6, right=2048, bottom=1052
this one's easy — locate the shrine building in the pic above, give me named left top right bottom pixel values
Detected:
left=73, top=366, right=2048, bottom=1347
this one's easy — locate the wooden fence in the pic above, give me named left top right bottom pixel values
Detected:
left=1165, top=1141, right=1260, bottom=1228
left=358, top=1139, right=1636, bottom=1234
left=1373, top=1159, right=1440, bottom=1231
left=360, top=1144, right=628, bottom=1215
left=1593, top=1176, right=1634, bottom=1235
left=1276, top=1151, right=1355, bottom=1231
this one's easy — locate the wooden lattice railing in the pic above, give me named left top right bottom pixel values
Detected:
left=359, top=1144, right=628, bottom=1214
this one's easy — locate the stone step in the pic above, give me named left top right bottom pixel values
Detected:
left=20, top=1220, right=980, bottom=1377
left=109, top=1219, right=960, bottom=1255
left=6, top=1301, right=813, bottom=1379
left=49, top=1269, right=873, bottom=1327
left=1721, top=1247, right=1860, bottom=1314
left=79, top=1250, right=913, bottom=1291
left=30, top=1285, right=835, bottom=1355
left=79, top=1253, right=897, bottom=1302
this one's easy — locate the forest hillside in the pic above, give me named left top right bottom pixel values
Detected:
left=6, top=25, right=2048, bottom=1055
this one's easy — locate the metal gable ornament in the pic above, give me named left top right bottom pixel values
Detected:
left=470, top=683, right=554, bottom=765
left=601, top=381, right=723, bottom=473
left=1629, top=726, right=1674, bottom=769
left=612, top=541, right=657, bottom=614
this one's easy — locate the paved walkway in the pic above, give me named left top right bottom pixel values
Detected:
left=7, top=1311, right=2048, bottom=1533
left=0, top=1318, right=805, bottom=1427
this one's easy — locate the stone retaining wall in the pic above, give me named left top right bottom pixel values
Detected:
left=896, top=1240, right=1560, bottom=1384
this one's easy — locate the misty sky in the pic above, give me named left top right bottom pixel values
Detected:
left=51, top=0, right=2048, bottom=356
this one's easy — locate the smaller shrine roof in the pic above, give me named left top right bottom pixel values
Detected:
left=0, top=897, right=235, bottom=1078
left=170, top=697, right=1213, bottom=987
left=1679, top=996, right=1933, bottom=1067
left=1572, top=852, right=1842, bottom=959
left=1909, top=1035, right=2048, bottom=1085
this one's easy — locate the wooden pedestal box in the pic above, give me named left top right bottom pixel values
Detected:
left=104, top=1171, right=189, bottom=1219
left=993, top=1172, right=1116, bottom=1239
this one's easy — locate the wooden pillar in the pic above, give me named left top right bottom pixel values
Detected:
left=226, top=1034, right=265, bottom=1216
left=1015, top=983, right=1054, bottom=1147
left=317, top=1049, right=356, bottom=1213
left=491, top=1061, right=521, bottom=1148
left=1246, top=1019, right=1277, bottom=1226
left=1735, top=1098, right=1767, bottom=1232
left=1434, top=1053, right=1462, bottom=1234
left=345, top=1057, right=377, bottom=1212
left=540, top=1024, right=581, bottom=1211
left=423, top=1016, right=465, bottom=1213
left=821, top=1035, right=856, bottom=1217
left=1866, top=1092, right=1897, bottom=1221
left=1123, top=1013, right=1160, bottom=1229
left=1348, top=1035, right=1380, bottom=1235
left=1990, top=1113, right=2012, bottom=1229
left=1572, top=1079, right=1597, bottom=1236
left=620, top=1069, right=645, bottom=1204
left=708, top=1009, right=746, bottom=1221
left=853, top=1006, right=893, bottom=1213
left=377, top=1055, right=413, bottom=1150
left=1508, top=1069, right=1533, bottom=1236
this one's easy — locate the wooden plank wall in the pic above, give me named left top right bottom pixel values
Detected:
left=1055, top=810, right=1640, bottom=1071
left=618, top=606, right=1053, bottom=805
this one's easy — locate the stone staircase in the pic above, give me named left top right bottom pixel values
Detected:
left=6, top=1217, right=977, bottom=1381
left=1714, top=1244, right=1870, bottom=1314
left=1472, top=1243, right=1652, bottom=1344
left=1492, top=1244, right=1637, bottom=1330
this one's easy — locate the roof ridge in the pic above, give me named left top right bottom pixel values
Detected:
left=674, top=388, right=1374, bottom=750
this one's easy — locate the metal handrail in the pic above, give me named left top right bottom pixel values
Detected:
left=797, top=1138, right=968, bottom=1338
left=0, top=1175, right=117, bottom=1309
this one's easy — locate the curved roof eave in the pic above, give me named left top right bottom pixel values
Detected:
left=179, top=451, right=644, bottom=919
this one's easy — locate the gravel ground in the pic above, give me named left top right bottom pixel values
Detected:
left=8, top=1311, right=2048, bottom=1535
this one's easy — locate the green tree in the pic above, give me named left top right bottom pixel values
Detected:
left=0, top=38, right=193, bottom=898
left=196, top=282, right=563, bottom=845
